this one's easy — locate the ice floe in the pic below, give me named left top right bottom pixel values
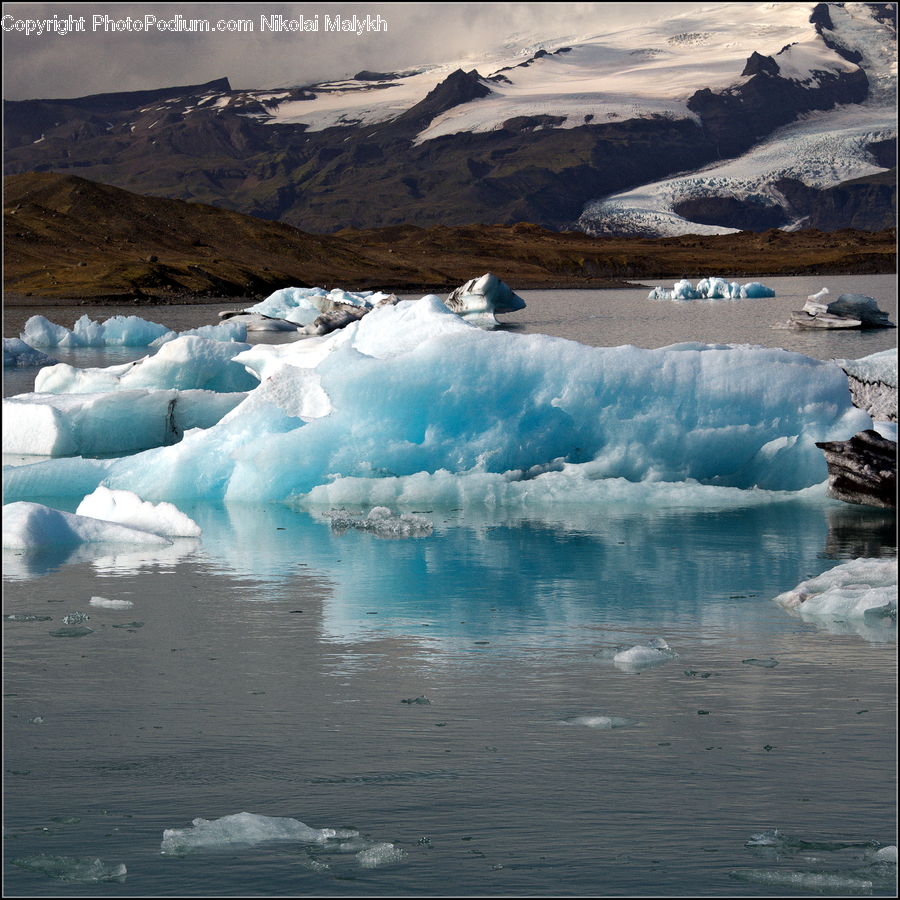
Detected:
left=21, top=314, right=246, bottom=348
left=9, top=854, right=126, bottom=883
left=3, top=338, right=57, bottom=369
left=612, top=638, right=678, bottom=672
left=89, top=596, right=134, bottom=609
left=772, top=558, right=897, bottom=636
left=2, top=502, right=173, bottom=550
left=75, top=486, right=201, bottom=537
left=648, top=278, right=776, bottom=301
left=324, top=506, right=433, bottom=538
left=3, top=296, right=871, bottom=504
left=560, top=715, right=638, bottom=729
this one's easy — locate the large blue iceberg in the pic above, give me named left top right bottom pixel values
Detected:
left=3, top=296, right=870, bottom=504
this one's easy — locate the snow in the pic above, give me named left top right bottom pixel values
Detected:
left=160, top=812, right=358, bottom=855
left=21, top=314, right=246, bottom=349
left=3, top=338, right=57, bottom=369
left=2, top=502, right=173, bottom=549
left=648, top=278, right=775, bottom=300
left=2, top=295, right=872, bottom=504
left=76, top=486, right=201, bottom=537
left=3, top=389, right=245, bottom=456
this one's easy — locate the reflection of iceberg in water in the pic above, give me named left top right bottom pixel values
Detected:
left=187, top=499, right=846, bottom=651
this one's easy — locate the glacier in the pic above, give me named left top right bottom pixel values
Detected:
left=2, top=295, right=872, bottom=505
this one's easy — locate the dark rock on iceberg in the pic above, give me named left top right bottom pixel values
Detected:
left=815, top=430, right=897, bottom=509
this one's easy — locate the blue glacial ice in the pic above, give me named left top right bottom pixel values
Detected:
left=2, top=295, right=871, bottom=504
left=649, top=278, right=776, bottom=301
left=21, top=314, right=246, bottom=348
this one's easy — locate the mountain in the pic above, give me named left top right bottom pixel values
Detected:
left=3, top=3, right=896, bottom=237
left=5, top=173, right=894, bottom=301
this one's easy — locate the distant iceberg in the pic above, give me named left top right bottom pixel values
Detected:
left=649, top=278, right=775, bottom=301
left=21, top=314, right=247, bottom=348
left=3, top=338, right=57, bottom=369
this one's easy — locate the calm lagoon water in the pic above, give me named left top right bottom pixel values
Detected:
left=3, top=277, right=897, bottom=896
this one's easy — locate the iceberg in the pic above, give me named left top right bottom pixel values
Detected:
left=2, top=501, right=173, bottom=550
left=772, top=558, right=897, bottom=632
left=3, top=389, right=246, bottom=457
left=20, top=314, right=245, bottom=348
left=560, top=715, right=638, bottom=729
left=160, top=811, right=358, bottom=855
left=2, top=296, right=871, bottom=504
left=75, top=486, right=201, bottom=537
left=10, top=855, right=126, bottom=883
left=324, top=506, right=433, bottom=538
left=445, top=272, right=527, bottom=324
left=3, top=338, right=57, bottom=369
left=242, top=286, right=393, bottom=327
left=613, top=638, right=678, bottom=672
left=34, top=335, right=257, bottom=394
left=649, top=278, right=775, bottom=301
left=835, top=348, right=897, bottom=424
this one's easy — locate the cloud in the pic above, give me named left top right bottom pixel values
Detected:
left=2, top=2, right=709, bottom=99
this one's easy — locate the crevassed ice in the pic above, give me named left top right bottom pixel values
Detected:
left=2, top=296, right=871, bottom=504
left=159, top=811, right=358, bottom=855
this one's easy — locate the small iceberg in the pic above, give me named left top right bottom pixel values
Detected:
left=560, top=714, right=638, bottom=729
left=445, top=272, right=527, bottom=324
left=160, top=811, right=358, bottom=855
left=76, top=486, right=201, bottom=537
left=791, top=292, right=895, bottom=329
left=3, top=338, right=57, bottom=369
left=10, top=854, right=126, bottom=883
left=613, top=638, right=678, bottom=672
left=649, top=278, right=775, bottom=301
left=324, top=506, right=433, bottom=539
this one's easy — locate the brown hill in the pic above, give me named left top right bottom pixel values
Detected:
left=3, top=172, right=896, bottom=303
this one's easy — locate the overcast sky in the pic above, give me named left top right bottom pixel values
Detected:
left=2, top=2, right=712, bottom=99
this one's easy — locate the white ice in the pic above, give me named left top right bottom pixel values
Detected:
left=445, top=273, right=527, bottom=324
left=613, top=638, right=678, bottom=672
left=243, top=286, right=391, bottom=328
left=561, top=715, right=637, bottom=729
left=9, top=855, right=127, bottom=883
left=2, top=502, right=173, bottom=549
left=159, top=811, right=358, bottom=855
left=2, top=295, right=872, bottom=504
left=89, top=596, right=134, bottom=608
left=76, top=486, right=201, bottom=537
left=772, top=558, right=897, bottom=629
left=836, top=348, right=897, bottom=389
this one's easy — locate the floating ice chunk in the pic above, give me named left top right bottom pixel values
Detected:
left=160, top=812, right=357, bottom=855
left=445, top=273, right=526, bottom=323
left=804, top=287, right=830, bottom=315
left=742, top=657, right=779, bottom=668
left=76, top=486, right=201, bottom=537
left=649, top=278, right=774, bottom=301
left=21, top=314, right=247, bottom=349
left=10, top=855, right=126, bottom=883
left=825, top=294, right=894, bottom=327
left=3, top=338, right=57, bottom=369
left=772, top=558, right=897, bottom=624
left=62, top=611, right=90, bottom=624
left=324, top=506, right=433, bottom=539
left=49, top=625, right=94, bottom=637
left=35, top=335, right=256, bottom=394
left=561, top=715, right=637, bottom=729
left=89, top=596, right=134, bottom=609
left=3, top=389, right=246, bottom=457
left=355, top=842, right=407, bottom=868
left=729, top=868, right=873, bottom=892
left=244, top=286, right=383, bottom=327
left=4, top=613, right=53, bottom=621
left=871, top=845, right=897, bottom=863
left=613, top=638, right=678, bottom=672
left=2, top=502, right=172, bottom=550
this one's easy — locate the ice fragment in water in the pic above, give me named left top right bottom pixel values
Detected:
left=325, top=507, right=433, bottom=539
left=729, top=868, right=873, bottom=892
left=561, top=715, right=637, bottom=729
left=77, top=487, right=201, bottom=538
left=49, top=626, right=94, bottom=638
left=742, top=657, right=779, bottom=668
left=62, top=611, right=90, bottom=625
left=613, top=638, right=678, bottom=672
left=10, top=854, right=126, bottom=883
left=89, top=596, right=134, bottom=609
left=401, top=696, right=431, bottom=705
left=160, top=812, right=357, bottom=855
left=4, top=614, right=52, bottom=622
left=355, top=842, right=407, bottom=868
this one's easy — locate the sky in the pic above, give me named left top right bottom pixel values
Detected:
left=2, top=2, right=713, bottom=99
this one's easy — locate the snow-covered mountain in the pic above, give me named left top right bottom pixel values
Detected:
left=4, top=2, right=895, bottom=235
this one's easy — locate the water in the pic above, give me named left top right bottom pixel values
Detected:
left=3, top=277, right=897, bottom=897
